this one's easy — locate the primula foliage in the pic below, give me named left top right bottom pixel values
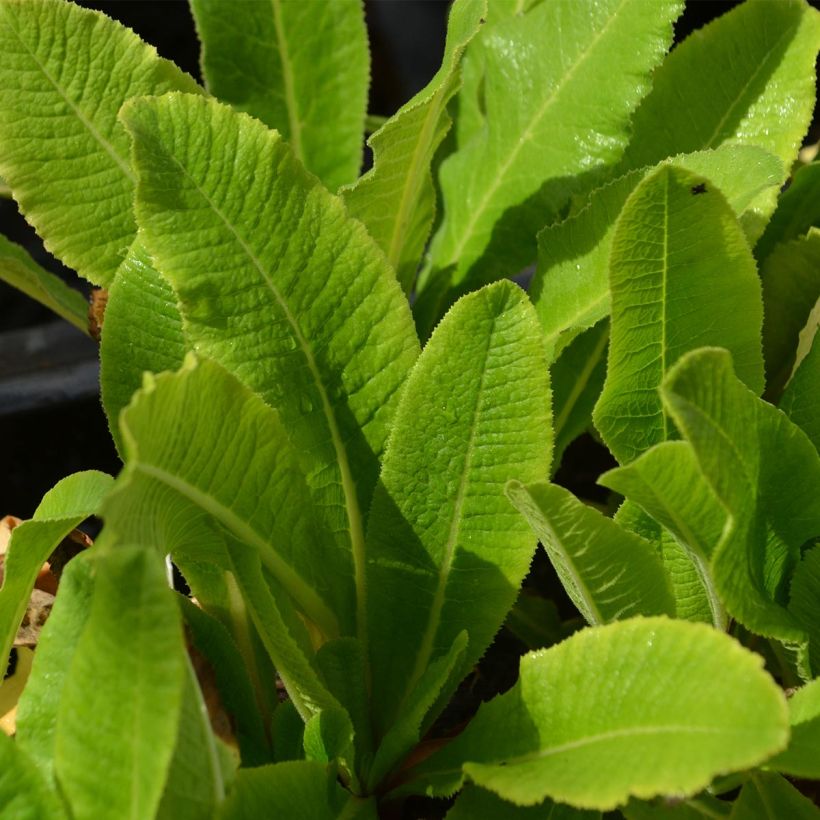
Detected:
left=0, top=0, right=818, bottom=817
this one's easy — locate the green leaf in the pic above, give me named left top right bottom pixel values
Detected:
left=593, top=165, right=764, bottom=465
left=446, top=785, right=600, bottom=819
left=403, top=618, right=788, bottom=811
left=757, top=161, right=820, bottom=262
left=622, top=794, right=731, bottom=820
left=619, top=0, right=820, bottom=178
left=416, top=0, right=681, bottom=329
left=760, top=229, right=820, bottom=398
left=504, top=593, right=565, bottom=653
left=550, top=320, right=608, bottom=469
left=190, top=0, right=368, bottom=191
left=54, top=547, right=186, bottom=820
left=601, top=442, right=728, bottom=629
left=179, top=597, right=271, bottom=766
left=342, top=0, right=485, bottom=292
left=0, top=233, right=88, bottom=333
left=14, top=554, right=95, bottom=782
left=507, top=482, right=674, bottom=625
left=303, top=707, right=353, bottom=765
left=100, top=241, right=186, bottom=454
left=366, top=281, right=551, bottom=739
left=780, top=323, right=820, bottom=451
left=219, top=761, right=376, bottom=820
left=122, top=91, right=420, bottom=644
left=769, top=678, right=820, bottom=778
left=156, top=655, right=227, bottom=820
left=0, top=732, right=64, bottom=820
left=272, top=701, right=305, bottom=764
left=729, top=773, right=820, bottom=820
left=661, top=348, right=820, bottom=644
left=0, top=0, right=199, bottom=285
left=0, top=470, right=112, bottom=678
left=788, top=546, right=820, bottom=677
left=533, top=146, right=782, bottom=355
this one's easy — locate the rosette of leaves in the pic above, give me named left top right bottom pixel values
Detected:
left=0, top=0, right=818, bottom=818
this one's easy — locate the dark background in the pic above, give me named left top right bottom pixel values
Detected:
left=1, top=0, right=813, bottom=517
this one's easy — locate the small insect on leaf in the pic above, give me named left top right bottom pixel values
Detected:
left=691, top=183, right=707, bottom=195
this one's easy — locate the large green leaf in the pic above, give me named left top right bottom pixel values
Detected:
left=729, top=773, right=820, bottom=820
left=661, top=348, right=820, bottom=644
left=760, top=229, right=820, bottom=398
left=366, top=282, right=551, bottom=739
left=122, top=92, right=420, bottom=644
left=0, top=470, right=112, bottom=677
left=507, top=482, right=674, bottom=625
left=190, top=0, right=368, bottom=191
left=219, top=761, right=376, bottom=820
left=14, top=553, right=96, bottom=782
left=402, top=618, right=788, bottom=811
left=780, top=322, right=820, bottom=452
left=533, top=146, right=782, bottom=356
left=0, top=233, right=88, bottom=333
left=415, top=0, right=681, bottom=331
left=100, top=241, right=186, bottom=454
left=769, top=677, right=820, bottom=778
left=601, top=442, right=728, bottom=629
left=619, top=0, right=820, bottom=179
left=0, top=732, right=64, bottom=820
left=0, top=0, right=199, bottom=285
left=342, top=0, right=484, bottom=292
left=593, top=165, right=764, bottom=465
left=756, top=161, right=820, bottom=262
left=54, top=547, right=186, bottom=820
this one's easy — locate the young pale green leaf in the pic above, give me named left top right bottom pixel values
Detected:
left=780, top=330, right=820, bottom=451
left=756, top=161, right=820, bottom=262
left=0, top=234, right=88, bottom=333
left=366, top=282, right=551, bottom=739
left=403, top=618, right=788, bottom=811
left=219, top=761, right=376, bottom=820
left=0, top=0, right=199, bottom=285
left=415, top=0, right=681, bottom=331
left=769, top=678, right=820, bottom=778
left=303, top=707, right=353, bottom=766
left=760, top=229, right=820, bottom=398
left=661, top=348, right=820, bottom=644
left=54, top=547, right=186, bottom=820
left=446, top=786, right=600, bottom=819
left=190, top=0, right=368, bottom=191
left=0, top=470, right=112, bottom=679
left=549, top=320, right=608, bottom=470
left=619, top=0, right=820, bottom=180
left=788, top=546, right=820, bottom=678
left=601, top=442, right=728, bottom=629
left=180, top=597, right=271, bottom=767
left=533, top=146, right=782, bottom=355
left=0, top=732, right=64, bottom=820
left=100, top=241, right=186, bottom=454
left=122, top=92, right=420, bottom=643
left=106, top=355, right=347, bottom=638
left=156, top=655, right=227, bottom=820
left=342, top=0, right=485, bottom=292
left=593, top=166, right=764, bottom=465
left=507, top=482, right=674, bottom=625
left=729, top=773, right=820, bottom=820
left=14, top=554, right=95, bottom=782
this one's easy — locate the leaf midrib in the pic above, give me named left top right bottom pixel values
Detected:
left=445, top=0, right=629, bottom=274
left=133, top=461, right=340, bottom=638
left=270, top=0, right=303, bottom=161
left=158, top=145, right=365, bottom=644
left=0, top=4, right=135, bottom=183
